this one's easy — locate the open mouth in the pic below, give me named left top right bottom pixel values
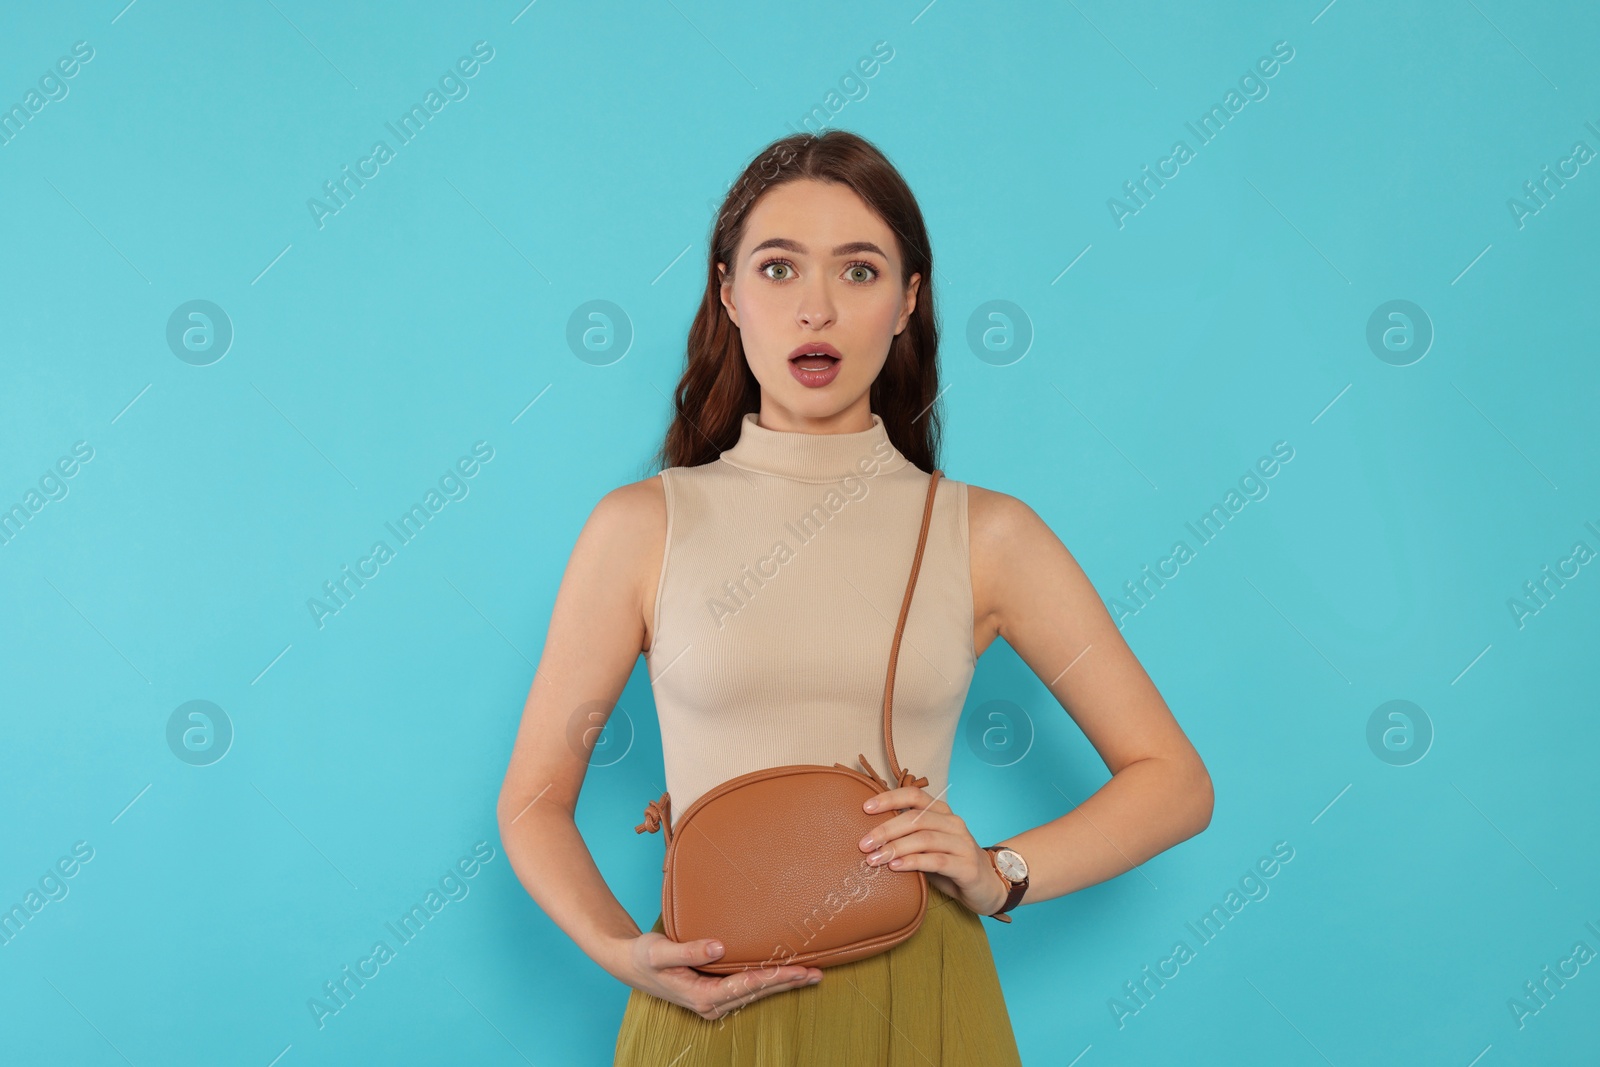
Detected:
left=787, top=344, right=843, bottom=387
left=788, top=342, right=843, bottom=368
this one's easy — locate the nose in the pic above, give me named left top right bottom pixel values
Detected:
left=796, top=282, right=836, bottom=330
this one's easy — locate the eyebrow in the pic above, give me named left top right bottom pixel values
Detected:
left=748, top=237, right=889, bottom=260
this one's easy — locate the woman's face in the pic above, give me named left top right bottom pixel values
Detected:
left=718, top=178, right=921, bottom=431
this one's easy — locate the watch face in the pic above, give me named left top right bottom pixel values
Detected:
left=994, top=848, right=1028, bottom=882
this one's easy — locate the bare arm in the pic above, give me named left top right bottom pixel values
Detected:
left=496, top=477, right=825, bottom=1014
left=969, top=485, right=1214, bottom=904
left=495, top=476, right=666, bottom=982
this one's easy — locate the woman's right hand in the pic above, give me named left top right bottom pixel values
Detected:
left=621, top=931, right=824, bottom=1021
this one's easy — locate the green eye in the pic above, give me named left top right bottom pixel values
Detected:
left=757, top=258, right=879, bottom=283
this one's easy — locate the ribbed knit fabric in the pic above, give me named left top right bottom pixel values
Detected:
left=644, top=411, right=977, bottom=832
left=620, top=422, right=1023, bottom=1063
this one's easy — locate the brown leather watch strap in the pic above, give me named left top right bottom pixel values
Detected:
left=982, top=845, right=1027, bottom=923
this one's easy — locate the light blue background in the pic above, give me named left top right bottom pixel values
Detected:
left=2, top=1, right=1597, bottom=1064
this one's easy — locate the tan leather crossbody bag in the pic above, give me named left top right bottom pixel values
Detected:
left=635, top=469, right=945, bottom=975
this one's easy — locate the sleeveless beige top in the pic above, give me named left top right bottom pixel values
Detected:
left=646, top=411, right=976, bottom=832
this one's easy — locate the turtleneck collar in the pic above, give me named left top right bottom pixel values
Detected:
left=718, top=411, right=910, bottom=483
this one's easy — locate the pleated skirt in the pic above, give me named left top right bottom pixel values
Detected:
left=612, top=883, right=1023, bottom=1066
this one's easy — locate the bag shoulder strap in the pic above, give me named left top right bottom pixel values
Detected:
left=876, top=470, right=943, bottom=792
left=642, top=469, right=946, bottom=838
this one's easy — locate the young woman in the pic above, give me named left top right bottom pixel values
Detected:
left=497, top=130, right=1214, bottom=1064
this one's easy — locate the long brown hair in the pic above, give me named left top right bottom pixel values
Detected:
left=650, top=130, right=942, bottom=473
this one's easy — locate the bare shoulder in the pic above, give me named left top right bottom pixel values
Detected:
left=965, top=482, right=1095, bottom=648
left=964, top=484, right=1025, bottom=650
left=965, top=482, right=1069, bottom=587
left=588, top=472, right=665, bottom=537
left=965, top=482, right=1052, bottom=547
left=576, top=473, right=667, bottom=652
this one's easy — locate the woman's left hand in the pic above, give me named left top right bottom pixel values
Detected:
left=857, top=786, right=1007, bottom=918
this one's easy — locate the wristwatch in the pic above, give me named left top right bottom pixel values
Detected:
left=981, top=845, right=1029, bottom=923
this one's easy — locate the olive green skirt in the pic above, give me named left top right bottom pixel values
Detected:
left=613, top=883, right=1023, bottom=1066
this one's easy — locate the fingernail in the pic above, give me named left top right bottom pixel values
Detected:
left=807, top=974, right=821, bottom=984
left=708, top=942, right=724, bottom=955
left=864, top=800, right=878, bottom=811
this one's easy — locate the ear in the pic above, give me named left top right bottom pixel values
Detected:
left=895, top=272, right=921, bottom=335
left=717, top=262, right=740, bottom=328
